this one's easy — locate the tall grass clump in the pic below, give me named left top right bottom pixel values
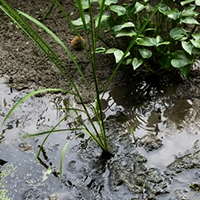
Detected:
left=0, top=0, right=160, bottom=177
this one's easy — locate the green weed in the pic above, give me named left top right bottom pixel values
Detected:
left=72, top=0, right=200, bottom=77
left=0, top=0, right=159, bottom=177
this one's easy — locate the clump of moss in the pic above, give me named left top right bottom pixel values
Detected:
left=0, top=163, right=17, bottom=200
left=0, top=189, right=10, bottom=200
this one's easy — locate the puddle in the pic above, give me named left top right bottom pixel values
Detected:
left=107, top=83, right=200, bottom=167
left=157, top=169, right=200, bottom=200
left=1, top=77, right=200, bottom=199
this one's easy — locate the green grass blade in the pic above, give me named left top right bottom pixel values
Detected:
left=54, top=0, right=87, bottom=52
left=59, top=129, right=98, bottom=179
left=2, top=88, right=66, bottom=127
left=65, top=100, right=105, bottom=148
left=37, top=115, right=67, bottom=158
left=0, top=0, right=110, bottom=153
left=76, top=0, right=88, bottom=31
left=0, top=1, right=89, bottom=89
left=59, top=142, right=69, bottom=179
left=67, top=85, right=104, bottom=140
left=22, top=128, right=83, bottom=138
left=87, top=0, right=108, bottom=149
left=96, top=0, right=106, bottom=35
left=17, top=10, right=89, bottom=88
left=83, top=127, right=103, bottom=147
left=38, top=1, right=55, bottom=21
left=0, top=1, right=70, bottom=83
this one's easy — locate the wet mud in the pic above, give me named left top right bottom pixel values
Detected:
left=1, top=75, right=200, bottom=200
left=1, top=0, right=200, bottom=200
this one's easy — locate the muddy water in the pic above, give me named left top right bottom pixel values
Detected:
left=0, top=77, right=200, bottom=200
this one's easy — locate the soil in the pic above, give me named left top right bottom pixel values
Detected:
left=1, top=0, right=200, bottom=100
left=1, top=1, right=200, bottom=200
left=0, top=0, right=135, bottom=102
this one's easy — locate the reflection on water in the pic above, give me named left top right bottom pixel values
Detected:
left=105, top=80, right=200, bottom=199
left=107, top=80, right=200, bottom=171
left=1, top=76, right=200, bottom=199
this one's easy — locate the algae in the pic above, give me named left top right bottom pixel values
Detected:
left=0, top=163, right=17, bottom=200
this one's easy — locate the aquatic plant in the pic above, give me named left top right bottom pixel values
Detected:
left=72, top=0, right=200, bottom=77
left=0, top=0, right=159, bottom=177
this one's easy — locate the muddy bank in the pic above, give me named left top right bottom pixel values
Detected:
left=1, top=0, right=200, bottom=200
left=0, top=0, right=133, bottom=102
left=1, top=0, right=200, bottom=102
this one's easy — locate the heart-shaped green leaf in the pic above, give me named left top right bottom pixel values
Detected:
left=77, top=0, right=97, bottom=9
left=157, top=41, right=170, bottom=46
left=182, top=6, right=198, bottom=17
left=165, top=8, right=180, bottom=20
left=132, top=58, right=143, bottom=70
left=139, top=48, right=152, bottom=58
left=192, top=32, right=200, bottom=40
left=158, top=3, right=170, bottom=14
left=171, top=59, right=189, bottom=68
left=181, top=0, right=195, bottom=6
left=181, top=41, right=193, bottom=55
left=181, top=17, right=199, bottom=24
left=195, top=0, right=200, bottom=6
left=110, top=5, right=126, bottom=16
left=95, top=47, right=106, bottom=53
left=170, top=27, right=187, bottom=40
left=116, top=29, right=136, bottom=37
left=100, top=0, right=118, bottom=6
left=192, top=47, right=200, bottom=54
left=134, top=2, right=145, bottom=14
left=171, top=50, right=192, bottom=68
left=155, top=35, right=170, bottom=46
left=136, top=37, right=156, bottom=46
left=180, top=65, right=191, bottom=77
left=112, top=22, right=135, bottom=32
left=156, top=35, right=162, bottom=44
left=95, top=13, right=111, bottom=28
left=106, top=48, right=130, bottom=63
left=190, top=39, right=200, bottom=48
left=72, top=15, right=90, bottom=26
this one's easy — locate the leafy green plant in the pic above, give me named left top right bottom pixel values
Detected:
left=73, top=0, right=200, bottom=77
left=0, top=0, right=159, bottom=177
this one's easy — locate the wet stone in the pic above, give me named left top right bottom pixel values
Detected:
left=19, top=143, right=34, bottom=152
left=107, top=145, right=172, bottom=197
left=68, top=160, right=76, bottom=170
left=137, top=134, right=163, bottom=151
left=0, top=159, right=7, bottom=166
left=47, top=194, right=60, bottom=200
left=195, top=171, right=200, bottom=178
left=147, top=194, right=157, bottom=200
left=193, top=139, right=200, bottom=150
left=23, top=188, right=44, bottom=200
left=47, top=144, right=59, bottom=152
left=147, top=168, right=163, bottom=183
left=15, top=83, right=29, bottom=91
left=190, top=183, right=200, bottom=192
left=167, top=150, right=200, bottom=173
left=170, top=189, right=189, bottom=200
